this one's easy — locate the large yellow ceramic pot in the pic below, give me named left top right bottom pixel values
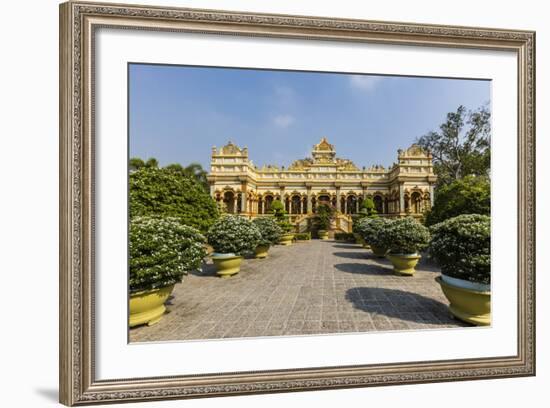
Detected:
left=386, top=253, right=421, bottom=276
left=254, top=245, right=270, bottom=259
left=129, top=284, right=175, bottom=327
left=318, top=230, right=329, bottom=240
left=370, top=245, right=388, bottom=258
left=212, top=254, right=243, bottom=278
left=279, top=233, right=294, bottom=245
left=436, top=276, right=491, bottom=326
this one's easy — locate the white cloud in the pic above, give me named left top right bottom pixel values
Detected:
left=349, top=75, right=382, bottom=92
left=273, top=114, right=295, bottom=128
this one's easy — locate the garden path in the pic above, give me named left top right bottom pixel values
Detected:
left=130, top=240, right=467, bottom=342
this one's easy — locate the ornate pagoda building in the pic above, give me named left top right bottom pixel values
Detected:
left=207, top=137, right=436, bottom=232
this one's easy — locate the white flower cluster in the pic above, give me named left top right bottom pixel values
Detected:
left=206, top=215, right=262, bottom=255
left=429, top=214, right=490, bottom=284
left=129, top=216, right=207, bottom=293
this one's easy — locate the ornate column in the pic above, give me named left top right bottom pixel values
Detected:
left=335, top=187, right=341, bottom=212
left=241, top=183, right=247, bottom=213
left=306, top=187, right=312, bottom=213
left=429, top=184, right=435, bottom=207
left=399, top=184, right=405, bottom=214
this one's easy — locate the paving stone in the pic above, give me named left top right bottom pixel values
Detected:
left=130, top=240, right=468, bottom=342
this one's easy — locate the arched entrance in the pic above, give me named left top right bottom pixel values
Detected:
left=346, top=195, right=357, bottom=214
left=373, top=195, right=383, bottom=214
left=291, top=195, right=302, bottom=214
left=411, top=191, right=422, bottom=213
left=223, top=191, right=235, bottom=214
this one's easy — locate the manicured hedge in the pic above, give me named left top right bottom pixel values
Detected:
left=130, top=167, right=218, bottom=233
left=294, top=232, right=311, bottom=241
left=334, top=232, right=356, bottom=242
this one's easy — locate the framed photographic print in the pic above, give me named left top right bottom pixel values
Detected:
left=59, top=1, right=536, bottom=405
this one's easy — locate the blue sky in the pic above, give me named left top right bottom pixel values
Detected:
left=129, top=64, right=490, bottom=169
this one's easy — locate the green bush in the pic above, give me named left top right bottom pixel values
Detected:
left=334, top=232, right=356, bottom=242
left=355, top=217, right=390, bottom=248
left=429, top=214, right=491, bottom=284
left=384, top=217, right=431, bottom=254
left=206, top=215, right=261, bottom=255
left=294, top=232, right=311, bottom=240
left=252, top=217, right=283, bottom=246
left=357, top=197, right=378, bottom=219
left=130, top=167, right=218, bottom=233
left=129, top=216, right=207, bottom=294
left=270, top=200, right=286, bottom=219
left=426, top=175, right=490, bottom=226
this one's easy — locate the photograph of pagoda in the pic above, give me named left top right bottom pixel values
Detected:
left=127, top=64, right=491, bottom=342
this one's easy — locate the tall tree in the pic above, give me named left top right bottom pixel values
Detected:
left=416, top=104, right=491, bottom=187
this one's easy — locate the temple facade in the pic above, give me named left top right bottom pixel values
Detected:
left=207, top=138, right=437, bottom=232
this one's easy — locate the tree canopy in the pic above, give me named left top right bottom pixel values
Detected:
left=425, top=175, right=490, bottom=226
left=130, top=157, right=209, bottom=191
left=416, top=104, right=491, bottom=187
left=129, top=167, right=218, bottom=233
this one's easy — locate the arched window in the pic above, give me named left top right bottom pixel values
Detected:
left=411, top=192, right=422, bottom=213
left=373, top=195, right=383, bottom=214
left=264, top=195, right=273, bottom=213
left=346, top=195, right=357, bottom=214
left=291, top=195, right=301, bottom=214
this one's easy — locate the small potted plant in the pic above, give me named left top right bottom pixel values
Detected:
left=270, top=200, right=295, bottom=245
left=357, top=217, right=391, bottom=257
left=252, top=217, right=283, bottom=258
left=384, top=217, right=430, bottom=275
left=430, top=214, right=491, bottom=326
left=129, top=216, right=207, bottom=327
left=315, top=203, right=333, bottom=240
left=206, top=215, right=261, bottom=277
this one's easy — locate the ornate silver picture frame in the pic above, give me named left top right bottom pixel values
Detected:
left=59, top=1, right=535, bottom=405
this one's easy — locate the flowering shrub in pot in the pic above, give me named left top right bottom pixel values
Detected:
left=356, top=217, right=391, bottom=257
left=384, top=217, right=430, bottom=275
left=129, top=216, right=207, bottom=327
left=252, top=217, right=283, bottom=258
left=429, top=214, right=491, bottom=325
left=206, top=215, right=261, bottom=277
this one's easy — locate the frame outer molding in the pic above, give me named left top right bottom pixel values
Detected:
left=59, top=1, right=536, bottom=406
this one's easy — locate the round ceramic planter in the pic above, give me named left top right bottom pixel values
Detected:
left=254, top=245, right=270, bottom=259
left=436, top=276, right=491, bottom=326
left=318, top=230, right=329, bottom=240
left=370, top=245, right=388, bottom=258
left=212, top=254, right=243, bottom=278
left=279, top=233, right=294, bottom=245
left=129, top=284, right=175, bottom=327
left=386, top=253, right=421, bottom=276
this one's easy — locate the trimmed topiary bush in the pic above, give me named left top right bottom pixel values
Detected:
left=355, top=217, right=391, bottom=248
left=384, top=217, right=430, bottom=254
left=206, top=215, right=261, bottom=255
left=334, top=232, right=356, bottom=242
left=252, top=217, right=283, bottom=246
left=130, top=167, right=219, bottom=233
left=129, top=216, right=207, bottom=294
left=294, top=232, right=311, bottom=241
left=429, top=214, right=491, bottom=284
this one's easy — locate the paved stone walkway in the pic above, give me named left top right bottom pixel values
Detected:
left=130, top=240, right=466, bottom=342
